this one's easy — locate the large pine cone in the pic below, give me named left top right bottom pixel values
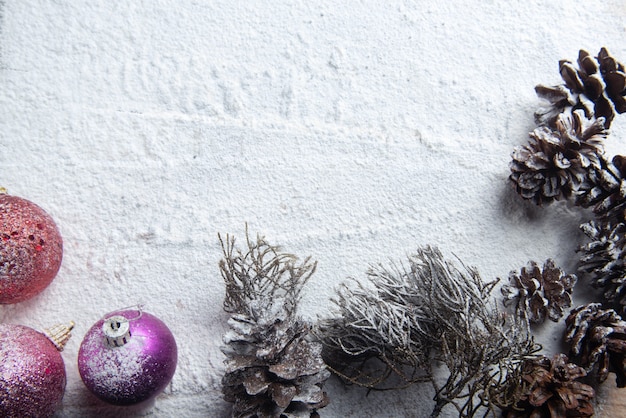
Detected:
left=509, top=110, right=606, bottom=205
left=576, top=154, right=626, bottom=224
left=502, top=354, right=594, bottom=418
left=535, top=48, right=626, bottom=128
left=565, top=303, right=626, bottom=387
left=578, top=220, right=626, bottom=315
left=501, top=259, right=577, bottom=324
left=222, top=313, right=330, bottom=418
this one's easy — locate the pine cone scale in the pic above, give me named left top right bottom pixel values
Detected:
left=243, top=369, right=271, bottom=396
left=268, top=339, right=327, bottom=380
left=605, top=71, right=626, bottom=97
left=578, top=50, right=598, bottom=75
left=560, top=62, right=584, bottom=92
left=269, top=383, right=297, bottom=409
left=583, top=75, right=603, bottom=100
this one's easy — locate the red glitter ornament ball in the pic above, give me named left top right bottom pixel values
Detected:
left=0, top=191, right=63, bottom=304
left=0, top=322, right=74, bottom=417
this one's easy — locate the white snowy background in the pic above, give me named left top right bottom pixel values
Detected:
left=1, top=1, right=625, bottom=417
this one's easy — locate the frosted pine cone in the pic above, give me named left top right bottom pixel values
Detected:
left=219, top=232, right=329, bottom=418
left=565, top=303, right=626, bottom=387
left=222, top=314, right=330, bottom=417
left=579, top=220, right=626, bottom=315
left=502, top=354, right=595, bottom=418
left=509, top=110, right=606, bottom=204
left=577, top=154, right=626, bottom=224
left=501, top=259, right=577, bottom=324
left=535, top=47, right=626, bottom=128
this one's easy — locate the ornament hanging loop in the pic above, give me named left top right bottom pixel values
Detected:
left=101, top=304, right=144, bottom=322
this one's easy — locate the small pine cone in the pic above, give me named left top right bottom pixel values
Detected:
left=502, top=354, right=595, bottom=418
left=578, top=220, right=626, bottom=315
left=565, top=303, right=626, bottom=387
left=509, top=110, right=606, bottom=205
left=501, top=259, right=577, bottom=324
left=577, top=154, right=626, bottom=224
left=535, top=47, right=626, bottom=128
left=222, top=314, right=330, bottom=418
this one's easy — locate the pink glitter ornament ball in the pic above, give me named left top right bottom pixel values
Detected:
left=78, top=308, right=178, bottom=406
left=0, top=322, right=74, bottom=417
left=0, top=191, right=63, bottom=304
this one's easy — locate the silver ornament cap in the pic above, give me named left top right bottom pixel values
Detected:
left=102, top=315, right=132, bottom=347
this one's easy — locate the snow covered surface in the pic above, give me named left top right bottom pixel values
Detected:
left=1, top=1, right=626, bottom=416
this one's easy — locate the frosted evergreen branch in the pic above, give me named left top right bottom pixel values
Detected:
left=315, top=246, right=538, bottom=417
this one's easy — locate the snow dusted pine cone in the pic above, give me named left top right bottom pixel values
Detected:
left=219, top=233, right=329, bottom=418
left=577, top=154, right=626, bottom=224
left=579, top=220, right=626, bottom=314
left=565, top=303, right=626, bottom=387
left=502, top=354, right=595, bottom=418
left=222, top=314, right=330, bottom=417
left=509, top=110, right=606, bottom=205
left=501, top=259, right=577, bottom=324
left=535, top=47, right=626, bottom=129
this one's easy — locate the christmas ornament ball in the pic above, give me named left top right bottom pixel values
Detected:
left=0, top=322, right=73, bottom=418
left=0, top=191, right=63, bottom=304
left=78, top=308, right=178, bottom=406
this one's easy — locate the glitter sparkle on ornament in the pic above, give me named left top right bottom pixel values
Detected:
left=78, top=308, right=178, bottom=406
left=0, top=191, right=63, bottom=304
left=0, top=322, right=73, bottom=417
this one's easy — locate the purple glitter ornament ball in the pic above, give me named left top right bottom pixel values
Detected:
left=78, top=308, right=178, bottom=406
left=0, top=322, right=74, bottom=417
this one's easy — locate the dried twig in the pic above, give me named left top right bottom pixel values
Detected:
left=219, top=228, right=316, bottom=319
left=316, top=246, right=539, bottom=417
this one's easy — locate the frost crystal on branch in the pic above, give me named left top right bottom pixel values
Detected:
left=316, top=246, right=537, bottom=417
left=219, top=232, right=329, bottom=418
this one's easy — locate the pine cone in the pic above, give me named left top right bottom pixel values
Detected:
left=219, top=232, right=329, bottom=418
left=578, top=220, right=626, bottom=315
left=222, top=314, right=330, bottom=417
left=501, top=259, right=577, bottom=324
left=564, top=303, right=626, bottom=387
left=502, top=354, right=595, bottom=418
left=535, top=47, right=626, bottom=128
left=509, top=110, right=606, bottom=205
left=576, top=154, right=626, bottom=224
